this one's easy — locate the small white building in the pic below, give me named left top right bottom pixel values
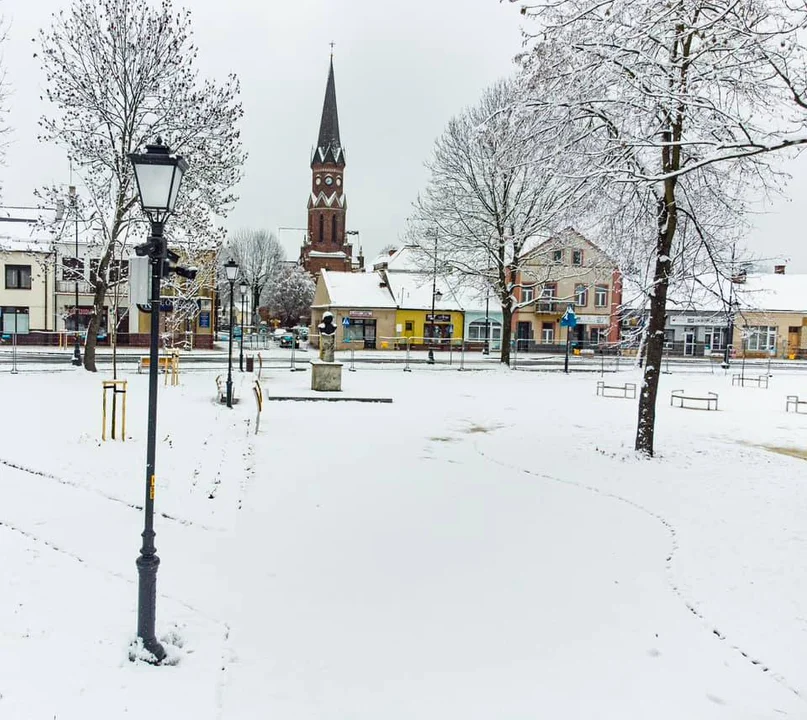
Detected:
left=0, top=216, right=57, bottom=339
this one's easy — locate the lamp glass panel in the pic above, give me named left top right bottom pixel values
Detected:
left=224, top=263, right=239, bottom=281
left=167, top=165, right=185, bottom=212
left=132, top=163, right=176, bottom=212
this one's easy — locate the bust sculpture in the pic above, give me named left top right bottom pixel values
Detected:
left=319, top=311, right=337, bottom=362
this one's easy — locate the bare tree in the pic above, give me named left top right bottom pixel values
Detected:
left=410, top=78, right=592, bottom=365
left=266, top=264, right=315, bottom=328
left=515, top=0, right=807, bottom=455
left=219, top=229, right=284, bottom=324
left=37, top=0, right=245, bottom=371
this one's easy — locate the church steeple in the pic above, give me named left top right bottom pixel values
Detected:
left=301, top=53, right=353, bottom=277
left=312, top=57, right=345, bottom=167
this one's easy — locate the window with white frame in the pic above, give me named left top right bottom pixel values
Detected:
left=574, top=284, right=588, bottom=307
left=705, top=327, right=725, bottom=351
left=468, top=319, right=501, bottom=341
left=594, top=285, right=608, bottom=308
left=745, top=325, right=777, bottom=351
left=522, top=286, right=534, bottom=303
left=541, top=322, right=555, bottom=343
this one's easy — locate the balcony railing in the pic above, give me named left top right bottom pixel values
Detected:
left=56, top=280, right=95, bottom=294
left=536, top=300, right=559, bottom=313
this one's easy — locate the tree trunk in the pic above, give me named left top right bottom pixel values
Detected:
left=83, top=250, right=113, bottom=373
left=635, top=192, right=676, bottom=457
left=500, top=301, right=513, bottom=366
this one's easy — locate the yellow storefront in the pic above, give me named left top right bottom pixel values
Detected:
left=396, top=309, right=464, bottom=347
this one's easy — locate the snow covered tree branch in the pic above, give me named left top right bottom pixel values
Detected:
left=37, top=0, right=245, bottom=371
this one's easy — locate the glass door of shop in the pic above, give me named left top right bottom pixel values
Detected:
left=363, top=320, right=377, bottom=349
left=684, top=330, right=696, bottom=356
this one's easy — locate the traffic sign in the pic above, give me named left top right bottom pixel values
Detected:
left=342, top=317, right=350, bottom=327
left=560, top=306, right=577, bottom=328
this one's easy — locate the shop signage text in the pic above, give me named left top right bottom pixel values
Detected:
left=426, top=313, right=452, bottom=322
left=349, top=310, right=373, bottom=318
left=669, top=314, right=725, bottom=326
left=576, top=314, right=609, bottom=326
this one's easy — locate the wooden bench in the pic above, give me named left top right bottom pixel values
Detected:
left=138, top=355, right=174, bottom=374
left=786, top=395, right=807, bottom=413
left=732, top=374, right=769, bottom=389
left=671, top=390, right=719, bottom=411
left=596, top=381, right=637, bottom=399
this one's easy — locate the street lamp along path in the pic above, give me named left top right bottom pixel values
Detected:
left=128, top=137, right=191, bottom=664
left=224, top=259, right=239, bottom=407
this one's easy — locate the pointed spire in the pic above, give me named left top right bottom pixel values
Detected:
left=313, top=56, right=345, bottom=167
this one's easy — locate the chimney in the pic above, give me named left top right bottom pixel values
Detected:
left=388, top=248, right=396, bottom=256
left=775, top=264, right=786, bottom=275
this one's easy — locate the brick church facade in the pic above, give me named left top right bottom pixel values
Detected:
left=299, top=57, right=361, bottom=276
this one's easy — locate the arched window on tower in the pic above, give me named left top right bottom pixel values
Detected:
left=319, top=214, right=324, bottom=244
left=332, top=215, right=337, bottom=245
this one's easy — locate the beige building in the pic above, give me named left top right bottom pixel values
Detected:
left=0, top=226, right=57, bottom=339
left=733, top=271, right=807, bottom=358
left=310, top=268, right=398, bottom=350
left=514, top=229, right=622, bottom=349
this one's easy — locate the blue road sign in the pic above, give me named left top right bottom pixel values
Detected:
left=342, top=317, right=350, bottom=327
left=560, top=306, right=577, bottom=328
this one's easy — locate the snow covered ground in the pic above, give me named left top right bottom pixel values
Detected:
left=1, top=363, right=807, bottom=718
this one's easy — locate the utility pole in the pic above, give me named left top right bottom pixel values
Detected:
left=69, top=185, right=82, bottom=366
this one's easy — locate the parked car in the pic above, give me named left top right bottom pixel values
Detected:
left=279, top=332, right=300, bottom=349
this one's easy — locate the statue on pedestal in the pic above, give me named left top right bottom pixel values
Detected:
left=319, top=312, right=337, bottom=363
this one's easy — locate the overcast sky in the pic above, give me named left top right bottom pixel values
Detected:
left=1, top=0, right=805, bottom=270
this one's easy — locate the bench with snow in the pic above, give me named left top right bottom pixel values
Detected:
left=732, top=373, right=769, bottom=389
left=215, top=375, right=238, bottom=404
left=786, top=395, right=807, bottom=414
left=596, top=381, right=637, bottom=399
left=670, top=389, right=719, bottom=411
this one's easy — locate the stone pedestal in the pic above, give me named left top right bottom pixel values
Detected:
left=311, top=359, right=343, bottom=392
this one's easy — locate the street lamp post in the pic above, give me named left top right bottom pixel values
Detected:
left=223, top=260, right=238, bottom=406
left=428, top=230, right=440, bottom=364
left=239, top=280, right=247, bottom=371
left=69, top=186, right=82, bottom=366
left=128, top=138, right=188, bottom=663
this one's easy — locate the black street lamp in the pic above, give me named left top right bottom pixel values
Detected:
left=69, top=185, right=82, bottom=366
left=239, top=280, right=247, bottom=372
left=128, top=137, right=188, bottom=663
left=427, top=230, right=441, bottom=364
left=223, top=259, right=238, bottom=406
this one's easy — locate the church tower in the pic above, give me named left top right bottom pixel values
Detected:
left=300, top=56, right=354, bottom=276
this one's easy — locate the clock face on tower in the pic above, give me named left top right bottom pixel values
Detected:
left=324, top=176, right=333, bottom=186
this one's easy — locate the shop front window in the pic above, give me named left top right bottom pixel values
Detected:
left=1, top=307, right=29, bottom=333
